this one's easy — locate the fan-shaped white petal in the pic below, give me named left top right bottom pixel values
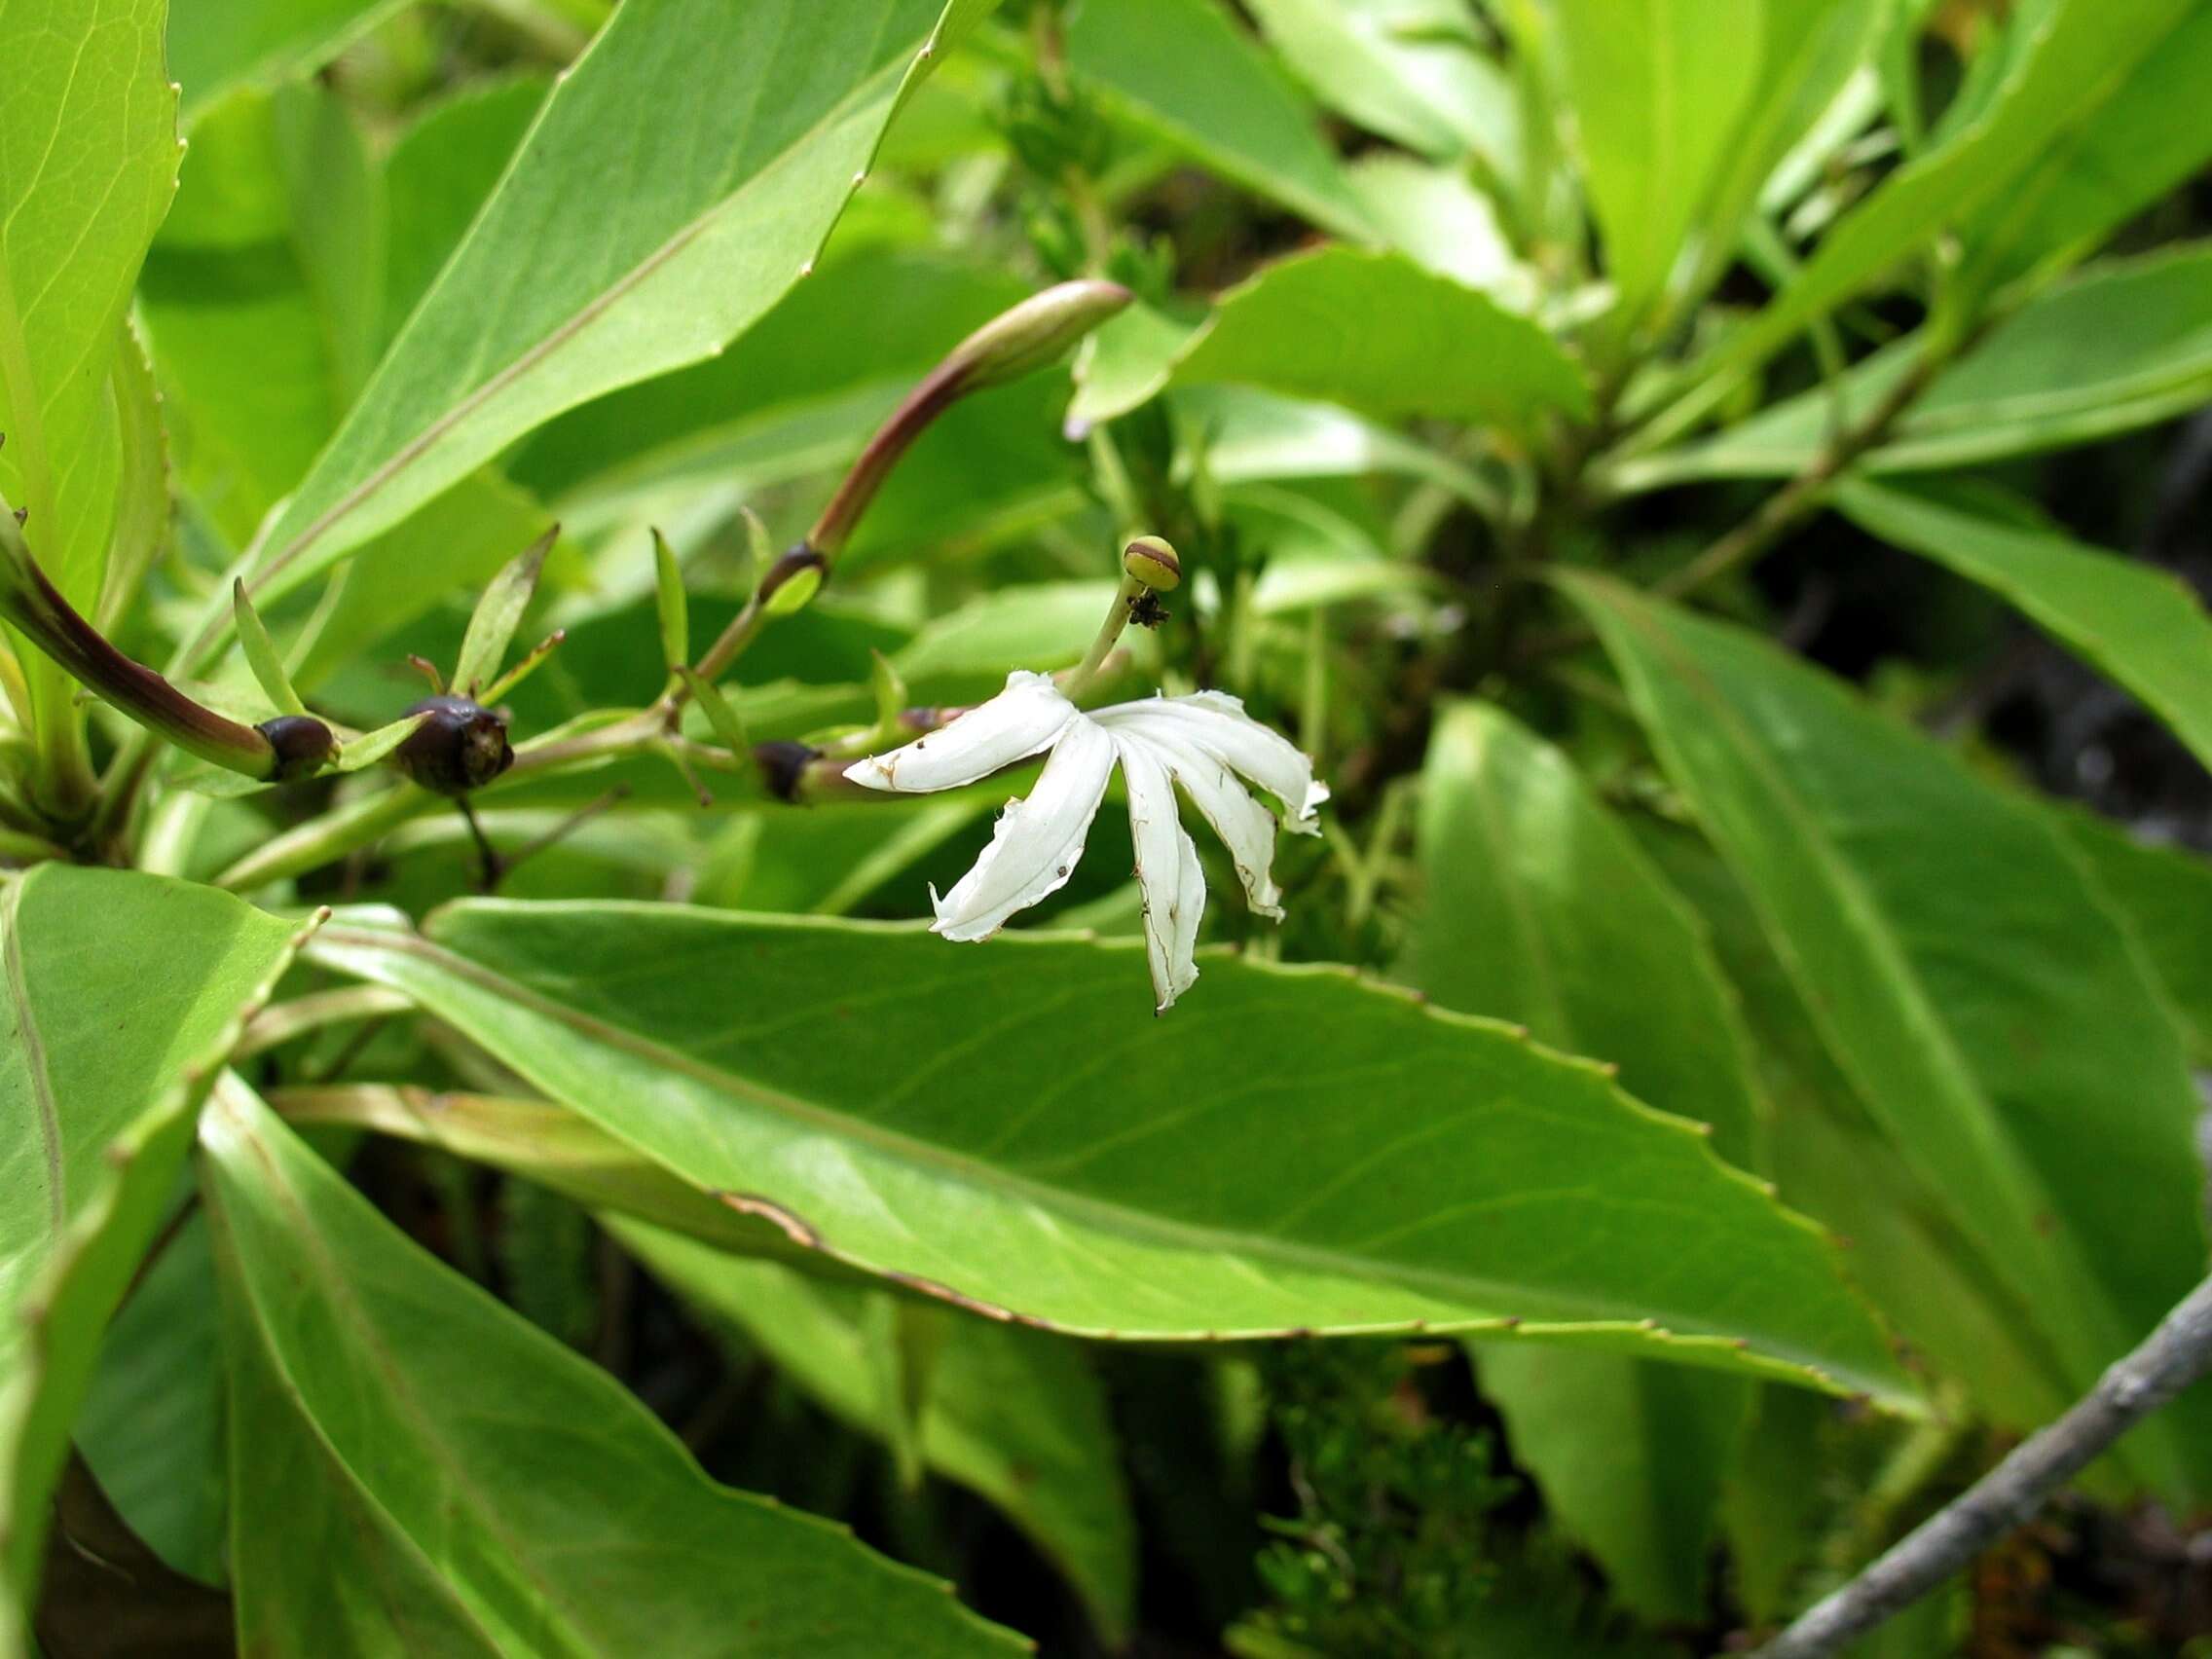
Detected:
left=1117, top=734, right=1204, bottom=1012
left=930, top=714, right=1117, bottom=941
left=844, top=670, right=1075, bottom=793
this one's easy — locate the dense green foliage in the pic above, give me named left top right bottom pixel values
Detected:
left=2, top=0, right=2210, bottom=1652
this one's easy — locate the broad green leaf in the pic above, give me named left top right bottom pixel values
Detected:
left=617, top=1220, right=1137, bottom=1641
left=1064, top=0, right=1374, bottom=239
left=1551, top=0, right=1761, bottom=323
left=1402, top=703, right=1764, bottom=1620
left=167, top=0, right=412, bottom=119
left=0, top=0, right=179, bottom=739
left=1631, top=816, right=2074, bottom=1438
left=139, top=83, right=375, bottom=546
left=1695, top=0, right=2212, bottom=391
left=1346, top=155, right=1528, bottom=302
left=1245, top=0, right=1520, bottom=174
left=1182, top=386, right=1500, bottom=511
left=200, top=1076, right=1026, bottom=1656
left=1835, top=480, right=2212, bottom=772
left=381, top=76, right=550, bottom=351
left=1622, top=245, right=2212, bottom=487
left=1563, top=574, right=2212, bottom=1501
left=239, top=0, right=988, bottom=626
left=308, top=904, right=1913, bottom=1399
left=1170, top=247, right=1590, bottom=433
left=2054, top=808, right=2212, bottom=1069
left=515, top=245, right=1028, bottom=506
left=0, top=868, right=307, bottom=1647
left=76, top=1216, right=225, bottom=1585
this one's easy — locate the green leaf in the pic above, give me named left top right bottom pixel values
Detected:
left=200, top=1076, right=1027, bottom=1656
left=1064, top=0, right=1375, bottom=239
left=1402, top=703, right=1765, bottom=1620
left=138, top=84, right=376, bottom=547
left=452, top=525, right=556, bottom=697
left=1168, top=246, right=1591, bottom=433
left=1550, top=0, right=1762, bottom=323
left=2053, top=807, right=2212, bottom=1069
left=307, top=904, right=1913, bottom=1399
left=1718, top=1382, right=1829, bottom=1622
left=0, top=868, right=308, bottom=1645
left=91, top=321, right=169, bottom=634
left=652, top=530, right=688, bottom=673
left=1624, top=245, right=2212, bottom=487
left=1695, top=0, right=2212, bottom=390
left=0, top=0, right=179, bottom=737
left=232, top=580, right=306, bottom=716
left=1562, top=573, right=2212, bottom=1502
left=239, top=0, right=988, bottom=622
left=1631, top=816, right=2075, bottom=1438
left=1346, top=155, right=1528, bottom=302
left=76, top=1215, right=226, bottom=1585
left=1245, top=0, right=1520, bottom=174
left=167, top=0, right=411, bottom=119
left=616, top=1219, right=1138, bottom=1641
left=1834, top=480, right=2212, bottom=772
left=334, top=711, right=432, bottom=774
left=381, top=76, right=550, bottom=352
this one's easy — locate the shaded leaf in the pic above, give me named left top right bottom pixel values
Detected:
left=0, top=869, right=308, bottom=1645
left=202, top=1076, right=1024, bottom=1655
left=168, top=0, right=411, bottom=118
left=1402, top=702, right=1765, bottom=1620
left=2054, top=807, right=2212, bottom=1068
left=617, top=1219, right=1138, bottom=1641
left=1563, top=573, right=2212, bottom=1501
left=1835, top=479, right=2212, bottom=771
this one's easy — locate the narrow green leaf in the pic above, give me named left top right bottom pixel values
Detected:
left=651, top=530, right=688, bottom=673
left=202, top=1076, right=1025, bottom=1656
left=1623, top=245, right=2212, bottom=487
left=92, top=322, right=169, bottom=634
left=452, top=525, right=557, bottom=697
left=231, top=580, right=306, bottom=716
left=1551, top=0, right=1762, bottom=322
left=1166, top=246, right=1591, bottom=433
left=1836, top=480, right=2212, bottom=772
left=0, top=0, right=179, bottom=746
left=237, top=0, right=985, bottom=628
left=618, top=1219, right=1138, bottom=1641
left=334, top=711, right=433, bottom=774
left=1065, top=0, right=1375, bottom=238
left=0, top=869, right=309, bottom=1647
left=307, top=905, right=1914, bottom=1400
left=1563, top=573, right=2212, bottom=1502
left=1402, top=703, right=1766, bottom=1620
left=678, top=669, right=751, bottom=756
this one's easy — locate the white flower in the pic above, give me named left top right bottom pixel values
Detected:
left=845, top=671, right=1328, bottom=1012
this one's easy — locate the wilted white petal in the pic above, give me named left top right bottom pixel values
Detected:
left=931, top=715, right=1116, bottom=941
left=1117, top=735, right=1204, bottom=1012
left=845, top=670, right=1075, bottom=793
left=1129, top=725, right=1285, bottom=919
left=1093, top=689, right=1328, bottom=833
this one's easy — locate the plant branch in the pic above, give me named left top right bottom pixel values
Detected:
left=1751, top=1270, right=2212, bottom=1659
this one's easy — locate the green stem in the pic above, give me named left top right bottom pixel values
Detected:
left=1062, top=574, right=1144, bottom=702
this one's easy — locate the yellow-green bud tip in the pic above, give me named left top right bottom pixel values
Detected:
left=1124, top=535, right=1181, bottom=591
